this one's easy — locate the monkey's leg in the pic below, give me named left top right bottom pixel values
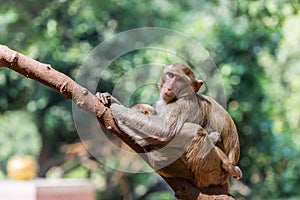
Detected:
left=214, top=146, right=243, bottom=179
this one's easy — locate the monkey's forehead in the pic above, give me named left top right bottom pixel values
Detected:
left=164, top=65, right=195, bottom=84
left=164, top=64, right=193, bottom=75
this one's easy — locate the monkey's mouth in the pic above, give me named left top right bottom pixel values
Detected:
left=163, top=92, right=174, bottom=98
left=164, top=92, right=170, bottom=97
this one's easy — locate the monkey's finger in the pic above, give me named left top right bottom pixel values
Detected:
left=102, top=94, right=112, bottom=106
left=101, top=95, right=108, bottom=105
left=104, top=95, right=111, bottom=105
left=95, top=92, right=102, bottom=101
left=95, top=92, right=109, bottom=106
left=103, top=97, right=110, bottom=105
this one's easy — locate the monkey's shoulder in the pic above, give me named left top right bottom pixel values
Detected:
left=196, top=94, right=231, bottom=117
left=196, top=94, right=224, bottom=108
left=196, top=94, right=213, bottom=105
left=197, top=94, right=218, bottom=107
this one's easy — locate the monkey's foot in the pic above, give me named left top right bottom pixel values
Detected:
left=222, top=164, right=243, bottom=179
left=208, top=131, right=221, bottom=145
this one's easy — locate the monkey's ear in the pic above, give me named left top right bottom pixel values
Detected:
left=194, top=80, right=204, bottom=93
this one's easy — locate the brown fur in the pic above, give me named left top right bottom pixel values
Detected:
left=96, top=63, right=242, bottom=193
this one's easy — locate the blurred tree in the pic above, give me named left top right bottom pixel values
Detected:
left=199, top=0, right=300, bottom=198
left=0, top=110, right=41, bottom=174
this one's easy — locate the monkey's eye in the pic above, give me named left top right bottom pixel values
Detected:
left=166, top=72, right=174, bottom=79
left=177, top=77, right=185, bottom=83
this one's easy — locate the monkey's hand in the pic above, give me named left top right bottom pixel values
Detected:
left=96, top=92, right=122, bottom=107
left=96, top=92, right=112, bottom=107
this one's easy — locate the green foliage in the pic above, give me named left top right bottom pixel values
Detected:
left=1, top=0, right=300, bottom=199
left=63, top=166, right=90, bottom=179
left=0, top=110, right=41, bottom=173
left=145, top=191, right=173, bottom=200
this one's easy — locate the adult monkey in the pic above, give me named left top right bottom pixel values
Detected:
left=96, top=63, right=242, bottom=190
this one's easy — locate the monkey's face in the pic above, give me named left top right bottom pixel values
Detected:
left=160, top=72, right=193, bottom=103
left=158, top=63, right=203, bottom=103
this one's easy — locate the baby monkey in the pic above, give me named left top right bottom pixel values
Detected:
left=131, top=103, right=157, bottom=115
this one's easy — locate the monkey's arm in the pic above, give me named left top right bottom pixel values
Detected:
left=96, top=92, right=172, bottom=143
left=111, top=103, right=172, bottom=141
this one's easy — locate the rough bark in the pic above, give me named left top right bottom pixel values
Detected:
left=0, top=45, right=234, bottom=200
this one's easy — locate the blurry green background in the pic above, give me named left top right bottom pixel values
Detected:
left=1, top=0, right=300, bottom=199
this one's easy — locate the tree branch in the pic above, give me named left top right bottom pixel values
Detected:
left=0, top=45, right=234, bottom=200
left=0, top=45, right=144, bottom=154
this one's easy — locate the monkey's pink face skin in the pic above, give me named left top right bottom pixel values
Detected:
left=161, top=72, right=188, bottom=103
